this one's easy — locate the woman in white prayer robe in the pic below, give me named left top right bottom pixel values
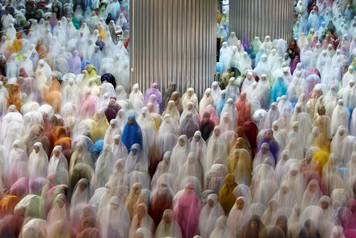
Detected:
left=155, top=209, right=182, bottom=238
left=103, top=119, right=119, bottom=145
left=190, top=131, right=207, bottom=173
left=98, top=196, right=130, bottom=238
left=163, top=100, right=180, bottom=125
left=255, top=74, right=271, bottom=110
left=341, top=79, right=356, bottom=110
left=251, top=163, right=277, bottom=191
left=199, top=194, right=224, bottom=238
left=260, top=199, right=279, bottom=227
left=219, top=42, right=233, bottom=72
left=19, top=218, right=47, bottom=238
left=271, top=121, right=287, bottom=153
left=220, top=98, right=237, bottom=125
left=47, top=145, right=69, bottom=185
left=237, top=52, right=253, bottom=75
left=182, top=88, right=199, bottom=111
left=70, top=178, right=91, bottom=221
left=219, top=112, right=235, bottom=133
left=199, top=88, right=214, bottom=115
left=233, top=184, right=252, bottom=208
left=1, top=105, right=24, bottom=153
left=275, top=150, right=291, bottom=182
left=291, top=103, right=313, bottom=148
left=283, top=164, right=305, bottom=203
left=7, top=140, right=28, bottom=187
left=331, top=126, right=348, bottom=166
left=178, top=152, right=204, bottom=189
left=272, top=181, right=297, bottom=215
left=116, top=85, right=128, bottom=101
left=342, top=66, right=355, bottom=88
left=22, top=110, right=43, bottom=140
left=263, top=103, right=280, bottom=130
left=129, top=203, right=154, bottom=238
left=69, top=140, right=94, bottom=174
left=138, top=107, right=159, bottom=157
left=211, top=82, right=221, bottom=105
left=169, top=135, right=189, bottom=177
left=331, top=99, right=349, bottom=136
left=298, top=205, right=323, bottom=237
left=206, top=126, right=228, bottom=168
left=126, top=170, right=151, bottom=191
left=253, top=143, right=275, bottom=169
left=301, top=179, right=322, bottom=210
left=227, top=197, right=251, bottom=238
left=129, top=83, right=144, bottom=111
left=110, top=134, right=129, bottom=160
left=158, top=114, right=178, bottom=157
left=241, top=71, right=256, bottom=93
left=254, top=54, right=271, bottom=79
left=285, top=122, right=305, bottom=160
left=6, top=54, right=18, bottom=79
left=225, top=78, right=239, bottom=102
left=92, top=145, right=117, bottom=189
left=209, top=216, right=231, bottom=238
left=116, top=109, right=127, bottom=131
left=252, top=178, right=278, bottom=206
left=125, top=144, right=149, bottom=174
left=28, top=142, right=48, bottom=179
left=108, top=159, right=127, bottom=193
left=151, top=152, right=171, bottom=189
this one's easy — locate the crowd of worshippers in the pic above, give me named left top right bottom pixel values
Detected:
left=0, top=1, right=356, bottom=238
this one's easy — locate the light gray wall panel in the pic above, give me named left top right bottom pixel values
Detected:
left=230, top=0, right=294, bottom=41
left=130, top=0, right=216, bottom=97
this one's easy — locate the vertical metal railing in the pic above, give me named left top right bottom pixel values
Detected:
left=230, top=0, right=294, bottom=41
left=129, top=0, right=217, bottom=97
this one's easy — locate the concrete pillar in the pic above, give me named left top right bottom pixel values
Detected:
left=230, top=0, right=294, bottom=40
left=130, top=0, right=216, bottom=96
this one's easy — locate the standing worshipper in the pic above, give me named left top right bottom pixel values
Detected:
left=155, top=209, right=182, bottom=238
left=173, top=183, right=201, bottom=238
left=164, top=82, right=177, bottom=107
left=199, top=112, right=216, bottom=141
left=219, top=173, right=237, bottom=215
left=235, top=92, right=252, bottom=127
left=145, top=82, right=163, bottom=112
left=68, top=50, right=82, bottom=75
left=121, top=113, right=143, bottom=152
left=199, top=194, right=224, bottom=238
left=271, top=77, right=288, bottom=103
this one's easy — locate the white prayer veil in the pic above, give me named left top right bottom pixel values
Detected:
left=19, top=218, right=47, bottom=238
left=227, top=196, right=251, bottom=238
left=199, top=194, right=224, bottom=238
left=178, top=152, right=204, bottom=189
left=169, top=135, right=189, bottom=176
left=28, top=142, right=48, bottom=179
left=206, top=126, right=228, bottom=169
left=99, top=195, right=130, bottom=238
left=47, top=145, right=69, bottom=185
left=155, top=209, right=182, bottom=238
left=301, top=179, right=322, bottom=210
